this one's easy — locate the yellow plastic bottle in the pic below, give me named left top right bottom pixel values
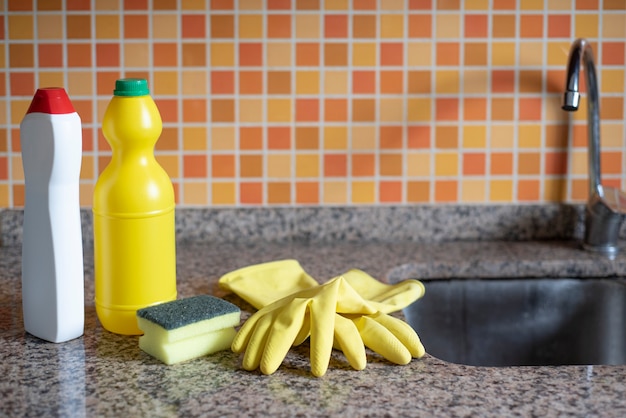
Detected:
left=93, top=78, right=177, bottom=335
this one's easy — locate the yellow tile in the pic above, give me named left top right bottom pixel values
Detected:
left=406, top=152, right=430, bottom=177
left=268, top=98, right=292, bottom=122
left=211, top=127, right=235, bottom=150
left=465, top=0, right=489, bottom=9
left=181, top=70, right=207, bottom=95
left=156, top=154, right=180, bottom=178
left=379, top=98, right=404, bottom=122
left=79, top=184, right=94, bottom=207
left=323, top=180, right=347, bottom=204
left=519, top=42, right=544, bottom=67
left=8, top=15, right=33, bottom=40
left=463, top=126, right=487, bottom=148
left=543, top=178, right=566, bottom=202
left=211, top=43, right=235, bottom=66
left=407, top=98, right=432, bottom=122
left=325, top=0, right=348, bottom=10
left=518, top=125, right=542, bottom=148
left=381, top=15, right=404, bottom=38
left=435, top=153, right=458, bottom=176
left=547, top=0, right=571, bottom=10
left=239, top=15, right=263, bottom=39
left=239, top=99, right=264, bottom=123
left=492, top=42, right=516, bottom=66
left=603, top=15, right=626, bottom=38
left=183, top=127, right=208, bottom=151
left=352, top=42, right=377, bottom=66
left=267, top=154, right=291, bottom=178
left=324, top=70, right=348, bottom=94
left=296, top=71, right=320, bottom=94
left=153, top=15, right=177, bottom=39
left=520, top=0, right=544, bottom=10
left=571, top=150, right=587, bottom=175
left=267, top=42, right=292, bottom=67
left=407, top=42, right=432, bottom=66
left=296, top=154, right=319, bottom=177
left=38, top=14, right=63, bottom=39
left=380, top=0, right=404, bottom=10
left=546, top=41, right=572, bottom=66
left=575, top=14, right=598, bottom=39
left=39, top=72, right=64, bottom=89
left=351, top=181, right=375, bottom=204
left=12, top=156, right=23, bottom=181
left=154, top=71, right=179, bottom=95
left=239, top=0, right=263, bottom=10
left=461, top=179, right=487, bottom=203
left=96, top=15, right=120, bottom=39
left=212, top=182, right=236, bottom=205
left=436, top=14, right=461, bottom=38
left=352, top=126, right=377, bottom=150
left=67, top=71, right=93, bottom=96
left=601, top=123, right=624, bottom=148
left=80, top=155, right=94, bottom=180
left=463, top=70, right=488, bottom=93
left=435, top=70, right=460, bottom=94
left=601, top=69, right=624, bottom=93
left=490, top=126, right=515, bottom=149
left=490, top=180, right=513, bottom=202
left=295, top=15, right=320, bottom=38
left=183, top=182, right=208, bottom=205
left=324, top=126, right=348, bottom=150
left=125, top=42, right=150, bottom=67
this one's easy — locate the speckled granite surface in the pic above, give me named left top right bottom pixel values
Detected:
left=3, top=234, right=626, bottom=417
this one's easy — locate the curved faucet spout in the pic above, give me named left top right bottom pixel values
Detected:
left=562, top=38, right=602, bottom=198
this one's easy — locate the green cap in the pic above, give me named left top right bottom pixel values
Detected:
left=113, top=78, right=149, bottom=97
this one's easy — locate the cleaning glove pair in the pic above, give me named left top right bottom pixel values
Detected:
left=219, top=260, right=425, bottom=377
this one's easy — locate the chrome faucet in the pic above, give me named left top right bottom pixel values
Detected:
left=562, top=38, right=626, bottom=257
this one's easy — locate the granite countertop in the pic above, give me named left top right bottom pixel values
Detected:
left=3, top=235, right=626, bottom=417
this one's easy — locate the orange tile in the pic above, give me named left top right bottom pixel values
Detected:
left=352, top=99, right=376, bottom=122
left=268, top=182, right=291, bottom=204
left=518, top=179, right=540, bottom=201
left=296, top=127, right=319, bottom=150
left=601, top=151, right=622, bottom=174
left=351, top=181, right=375, bottom=204
left=154, top=0, right=177, bottom=9
left=38, top=44, right=63, bottom=67
left=297, top=0, right=319, bottom=9
left=436, top=98, right=459, bottom=121
left=490, top=179, right=513, bottom=202
left=464, top=42, right=488, bottom=66
left=240, top=155, right=263, bottom=178
left=407, top=98, right=431, bottom=122
left=182, top=99, right=206, bottom=123
left=296, top=43, right=320, bottom=66
left=544, top=151, right=567, bottom=175
left=519, top=70, right=543, bottom=93
left=380, top=181, right=402, bottom=203
left=409, top=0, right=432, bottom=9
left=435, top=180, right=457, bottom=202
left=296, top=182, right=319, bottom=204
left=352, top=71, right=376, bottom=94
left=325, top=15, right=348, bottom=38
left=381, top=14, right=404, bottom=38
left=67, top=15, right=91, bottom=39
left=240, top=182, right=263, bottom=204
left=182, top=155, right=207, bottom=178
left=211, top=0, right=233, bottom=9
left=96, top=43, right=120, bottom=67
left=13, top=184, right=25, bottom=207
left=518, top=153, right=541, bottom=175
left=211, top=71, right=234, bottom=94
left=380, top=70, right=403, bottom=94
left=519, top=98, right=542, bottom=121
left=268, top=0, right=290, bottom=9
left=548, top=15, right=570, bottom=38
left=407, top=70, right=431, bottom=93
left=239, top=43, right=263, bottom=66
left=435, top=126, right=458, bottom=149
left=379, top=126, right=402, bottom=149
left=604, top=0, right=626, bottom=9
left=408, top=14, right=432, bottom=38
left=491, top=98, right=515, bottom=121
left=154, top=43, right=178, bottom=66
left=324, top=43, right=348, bottom=66
left=295, top=14, right=321, bottom=38
left=354, top=15, right=376, bottom=38
left=268, top=127, right=291, bottom=150
left=239, top=15, right=263, bottom=39
left=211, top=15, right=234, bottom=38
left=602, top=42, right=625, bottom=65
left=380, top=153, right=402, bottom=176
left=124, top=14, right=148, bottom=38
left=407, top=181, right=429, bottom=203
left=492, top=15, right=516, bottom=38
left=268, top=99, right=292, bottom=122
left=463, top=98, right=487, bottom=120
left=324, top=127, right=347, bottom=150
left=491, top=153, right=513, bottom=175
left=354, top=0, right=376, bottom=9
left=9, top=44, right=33, bottom=68
left=465, top=14, right=488, bottom=38
left=324, top=154, right=347, bottom=177
left=324, top=99, right=348, bottom=122
left=437, top=0, right=460, bottom=10
left=8, top=15, right=33, bottom=40
left=296, top=71, right=320, bottom=94
left=463, top=153, right=486, bottom=175
left=296, top=99, right=319, bottom=122
left=124, top=0, right=147, bottom=10
left=492, top=69, right=515, bottom=93
left=182, top=15, right=206, bottom=38
left=239, top=127, right=262, bottom=150
left=352, top=42, right=377, bottom=66
left=268, top=14, right=291, bottom=38
left=493, top=0, right=516, bottom=8
left=267, top=71, right=291, bottom=94
left=380, top=42, right=403, bottom=66
left=239, top=99, right=263, bottom=123
left=352, top=154, right=375, bottom=177
left=211, top=99, right=234, bottom=122
left=239, top=71, right=263, bottom=94
left=9, top=0, right=32, bottom=10
left=601, top=97, right=624, bottom=119
left=520, top=15, right=543, bottom=38
left=408, top=126, right=430, bottom=149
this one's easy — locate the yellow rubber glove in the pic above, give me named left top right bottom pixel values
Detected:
left=231, top=276, right=376, bottom=377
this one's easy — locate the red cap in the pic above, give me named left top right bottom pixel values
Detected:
left=26, top=88, right=75, bottom=115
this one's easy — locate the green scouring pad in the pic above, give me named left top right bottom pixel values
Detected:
left=137, top=295, right=241, bottom=365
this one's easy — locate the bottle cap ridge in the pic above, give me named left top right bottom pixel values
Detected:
left=114, top=78, right=150, bottom=97
left=26, top=88, right=75, bottom=115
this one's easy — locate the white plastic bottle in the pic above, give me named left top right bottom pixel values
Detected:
left=20, top=87, right=84, bottom=343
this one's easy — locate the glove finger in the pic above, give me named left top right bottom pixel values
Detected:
left=241, top=313, right=275, bottom=371
left=356, top=315, right=412, bottom=365
left=260, top=298, right=310, bottom=375
left=231, top=308, right=266, bottom=353
left=293, top=311, right=311, bottom=346
left=308, top=298, right=339, bottom=377
left=371, top=313, right=425, bottom=358
left=334, top=314, right=367, bottom=371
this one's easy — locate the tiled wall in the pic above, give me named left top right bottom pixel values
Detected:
left=1, top=0, right=625, bottom=207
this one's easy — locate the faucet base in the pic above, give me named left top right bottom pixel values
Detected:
left=581, top=242, right=619, bottom=260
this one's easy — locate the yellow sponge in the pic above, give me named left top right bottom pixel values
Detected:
left=136, top=295, right=240, bottom=365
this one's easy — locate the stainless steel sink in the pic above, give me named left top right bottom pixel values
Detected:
left=403, top=278, right=626, bottom=367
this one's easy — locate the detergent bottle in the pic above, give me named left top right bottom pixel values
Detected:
left=20, top=87, right=84, bottom=343
left=93, top=78, right=177, bottom=335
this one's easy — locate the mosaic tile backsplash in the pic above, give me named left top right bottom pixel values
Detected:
left=1, top=0, right=625, bottom=207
